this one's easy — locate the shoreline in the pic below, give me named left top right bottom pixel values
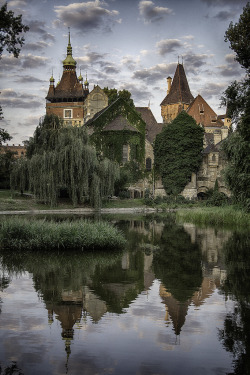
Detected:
left=0, top=207, right=175, bottom=215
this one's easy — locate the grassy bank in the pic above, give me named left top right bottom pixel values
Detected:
left=177, top=206, right=250, bottom=228
left=0, top=218, right=126, bottom=251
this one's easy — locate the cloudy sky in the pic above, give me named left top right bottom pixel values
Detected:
left=0, top=0, right=247, bottom=145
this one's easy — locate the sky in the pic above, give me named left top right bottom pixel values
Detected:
left=0, top=0, right=248, bottom=145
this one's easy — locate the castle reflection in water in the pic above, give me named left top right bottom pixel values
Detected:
left=38, top=217, right=230, bottom=356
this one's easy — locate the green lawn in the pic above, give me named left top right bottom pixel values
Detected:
left=0, top=190, right=145, bottom=211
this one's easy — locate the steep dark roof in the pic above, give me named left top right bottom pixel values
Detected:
left=46, top=71, right=88, bottom=101
left=103, top=115, right=139, bottom=132
left=136, top=107, right=163, bottom=143
left=161, top=63, right=194, bottom=106
left=203, top=143, right=220, bottom=154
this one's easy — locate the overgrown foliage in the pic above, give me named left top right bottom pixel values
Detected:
left=11, top=115, right=120, bottom=207
left=154, top=111, right=204, bottom=196
left=88, top=98, right=146, bottom=193
left=221, top=3, right=250, bottom=211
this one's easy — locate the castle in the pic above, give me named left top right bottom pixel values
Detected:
left=45, top=33, right=231, bottom=199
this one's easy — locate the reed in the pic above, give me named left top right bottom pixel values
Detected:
left=0, top=218, right=126, bottom=251
left=176, top=206, right=250, bottom=228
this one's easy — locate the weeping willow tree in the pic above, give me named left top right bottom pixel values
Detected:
left=11, top=115, right=120, bottom=208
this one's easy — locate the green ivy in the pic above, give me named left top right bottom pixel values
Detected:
left=88, top=98, right=145, bottom=166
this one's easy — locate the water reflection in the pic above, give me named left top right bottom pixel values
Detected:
left=0, top=214, right=249, bottom=374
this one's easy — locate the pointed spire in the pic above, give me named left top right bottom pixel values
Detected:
left=63, top=28, right=76, bottom=71
left=161, top=62, right=194, bottom=106
left=78, top=68, right=83, bottom=82
left=84, top=72, right=89, bottom=89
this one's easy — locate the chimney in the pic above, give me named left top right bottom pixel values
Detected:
left=214, top=130, right=221, bottom=145
left=167, top=76, right=172, bottom=95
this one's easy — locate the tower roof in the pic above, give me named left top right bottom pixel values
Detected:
left=161, top=63, right=194, bottom=106
left=63, top=30, right=76, bottom=69
left=46, top=31, right=89, bottom=102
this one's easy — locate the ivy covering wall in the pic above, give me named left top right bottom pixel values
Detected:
left=88, top=98, right=146, bottom=167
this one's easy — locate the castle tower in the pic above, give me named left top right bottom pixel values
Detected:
left=46, top=30, right=89, bottom=127
left=161, top=63, right=194, bottom=124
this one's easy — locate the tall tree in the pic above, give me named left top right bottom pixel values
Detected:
left=221, top=2, right=250, bottom=210
left=0, top=127, right=11, bottom=145
left=103, top=87, right=135, bottom=107
left=11, top=115, right=120, bottom=208
left=0, top=2, right=29, bottom=58
left=154, top=111, right=204, bottom=196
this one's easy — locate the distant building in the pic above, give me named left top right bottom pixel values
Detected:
left=0, top=144, right=26, bottom=157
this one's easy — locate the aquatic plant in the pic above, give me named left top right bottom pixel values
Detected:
left=0, top=218, right=126, bottom=251
left=177, top=206, right=250, bottom=228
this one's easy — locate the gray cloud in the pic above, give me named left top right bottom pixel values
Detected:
left=182, top=53, right=210, bottom=74
left=201, top=0, right=247, bottom=6
left=139, top=0, right=173, bottom=23
left=156, top=39, right=183, bottom=56
left=22, top=54, right=49, bottom=69
left=217, top=53, right=242, bottom=77
left=103, top=65, right=120, bottom=74
left=1, top=89, right=43, bottom=109
left=26, top=20, right=56, bottom=42
left=15, top=75, right=45, bottom=84
left=200, top=82, right=226, bottom=99
left=0, top=54, right=49, bottom=71
left=54, top=1, right=120, bottom=33
left=133, top=63, right=177, bottom=84
left=120, top=82, right=151, bottom=103
left=213, top=10, right=237, bottom=20
left=22, top=41, right=49, bottom=51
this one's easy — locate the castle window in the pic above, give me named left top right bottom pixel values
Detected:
left=212, top=154, right=216, bottom=161
left=146, top=158, right=152, bottom=171
left=64, top=109, right=72, bottom=119
left=123, top=145, right=129, bottom=163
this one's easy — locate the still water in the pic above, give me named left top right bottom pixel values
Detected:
left=0, top=214, right=250, bottom=375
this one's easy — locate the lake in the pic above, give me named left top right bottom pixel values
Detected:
left=0, top=213, right=249, bottom=375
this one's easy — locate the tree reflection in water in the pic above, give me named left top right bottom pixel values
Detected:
left=218, top=231, right=250, bottom=375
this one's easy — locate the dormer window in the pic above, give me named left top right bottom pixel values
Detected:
left=199, top=104, right=204, bottom=114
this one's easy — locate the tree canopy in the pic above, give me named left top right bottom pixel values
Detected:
left=11, top=115, right=120, bottom=208
left=0, top=127, right=11, bottom=145
left=221, top=2, right=250, bottom=210
left=0, top=2, right=29, bottom=58
left=103, top=87, right=134, bottom=107
left=225, top=2, right=250, bottom=74
left=154, top=111, right=204, bottom=196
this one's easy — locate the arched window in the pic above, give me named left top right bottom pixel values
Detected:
left=146, top=158, right=152, bottom=171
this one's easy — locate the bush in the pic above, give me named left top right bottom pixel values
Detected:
left=206, top=191, right=229, bottom=207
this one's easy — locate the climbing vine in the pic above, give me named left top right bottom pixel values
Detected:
left=88, top=98, right=146, bottom=166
